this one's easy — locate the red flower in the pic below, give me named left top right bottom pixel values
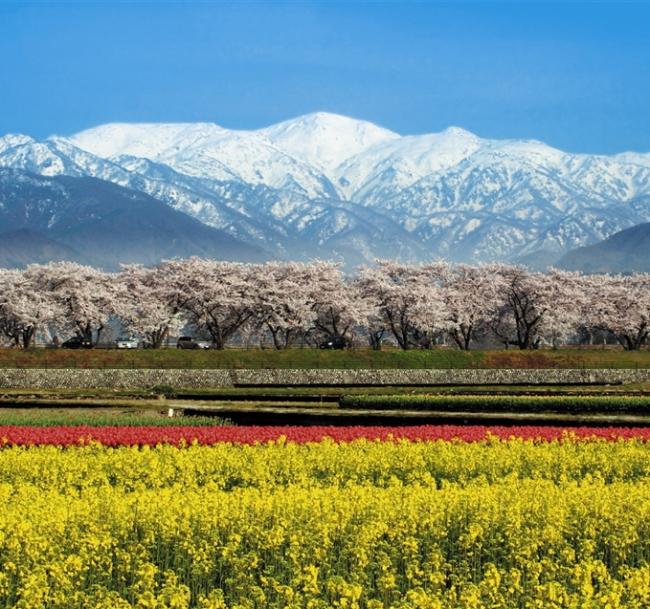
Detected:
left=0, top=424, right=649, bottom=447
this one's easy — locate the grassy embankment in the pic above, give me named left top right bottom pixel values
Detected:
left=0, top=347, right=649, bottom=369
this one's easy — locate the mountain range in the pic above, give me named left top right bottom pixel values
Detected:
left=1, top=112, right=649, bottom=269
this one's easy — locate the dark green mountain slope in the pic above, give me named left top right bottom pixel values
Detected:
left=0, top=169, right=267, bottom=268
left=558, top=222, right=650, bottom=273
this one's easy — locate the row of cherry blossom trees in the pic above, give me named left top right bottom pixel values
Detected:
left=0, top=259, right=648, bottom=350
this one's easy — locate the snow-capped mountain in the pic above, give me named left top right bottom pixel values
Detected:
left=68, top=113, right=384, bottom=199
left=1, top=112, right=650, bottom=267
left=259, top=112, right=399, bottom=175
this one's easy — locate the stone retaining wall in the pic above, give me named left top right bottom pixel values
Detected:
left=0, top=368, right=649, bottom=389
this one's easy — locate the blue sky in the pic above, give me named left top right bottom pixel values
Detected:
left=1, top=1, right=649, bottom=154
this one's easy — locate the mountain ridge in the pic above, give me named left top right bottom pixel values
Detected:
left=1, top=112, right=650, bottom=267
left=0, top=228, right=84, bottom=268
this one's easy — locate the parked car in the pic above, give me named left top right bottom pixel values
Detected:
left=176, top=336, right=212, bottom=349
left=319, top=335, right=348, bottom=349
left=61, top=336, right=93, bottom=349
left=116, top=337, right=139, bottom=349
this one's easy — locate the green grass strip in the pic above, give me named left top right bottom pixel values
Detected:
left=0, top=412, right=229, bottom=426
left=341, top=394, right=650, bottom=414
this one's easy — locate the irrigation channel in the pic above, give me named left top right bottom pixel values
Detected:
left=4, top=389, right=650, bottom=427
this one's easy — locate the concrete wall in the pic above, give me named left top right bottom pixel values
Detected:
left=0, top=368, right=649, bottom=389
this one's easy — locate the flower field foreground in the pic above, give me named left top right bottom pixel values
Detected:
left=2, top=423, right=650, bottom=446
left=2, top=439, right=650, bottom=608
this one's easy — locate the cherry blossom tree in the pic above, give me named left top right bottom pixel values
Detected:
left=538, top=269, right=587, bottom=348
left=25, top=262, right=116, bottom=346
left=587, top=273, right=650, bottom=350
left=0, top=268, right=61, bottom=348
left=0, top=257, right=647, bottom=353
left=356, top=261, right=446, bottom=350
left=163, top=258, right=257, bottom=349
left=426, top=262, right=501, bottom=350
left=115, top=265, right=185, bottom=348
left=0, top=269, right=25, bottom=347
left=308, top=261, right=363, bottom=345
left=254, top=262, right=316, bottom=349
left=488, top=265, right=552, bottom=350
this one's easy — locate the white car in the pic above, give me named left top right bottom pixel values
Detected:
left=116, top=337, right=139, bottom=349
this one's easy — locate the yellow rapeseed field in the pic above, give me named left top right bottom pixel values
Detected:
left=1, top=439, right=650, bottom=608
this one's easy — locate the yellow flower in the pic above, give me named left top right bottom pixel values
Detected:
left=0, top=439, right=649, bottom=607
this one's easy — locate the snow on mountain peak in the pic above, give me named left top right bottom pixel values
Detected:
left=64, top=113, right=400, bottom=197
left=65, top=122, right=228, bottom=161
left=260, top=111, right=400, bottom=172
left=439, top=125, right=477, bottom=138
left=0, top=134, right=36, bottom=154
left=614, top=151, right=650, bottom=169
left=66, top=113, right=399, bottom=173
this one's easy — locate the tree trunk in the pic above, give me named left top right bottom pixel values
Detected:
left=150, top=327, right=168, bottom=349
left=268, top=326, right=283, bottom=350
left=209, top=331, right=226, bottom=350
left=369, top=329, right=385, bottom=351
left=77, top=322, right=94, bottom=346
left=449, top=324, right=473, bottom=350
left=283, top=329, right=295, bottom=349
left=619, top=327, right=649, bottom=350
left=385, top=309, right=410, bottom=350
left=21, top=327, right=35, bottom=349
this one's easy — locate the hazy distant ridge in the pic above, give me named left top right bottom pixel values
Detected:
left=558, top=222, right=650, bottom=273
